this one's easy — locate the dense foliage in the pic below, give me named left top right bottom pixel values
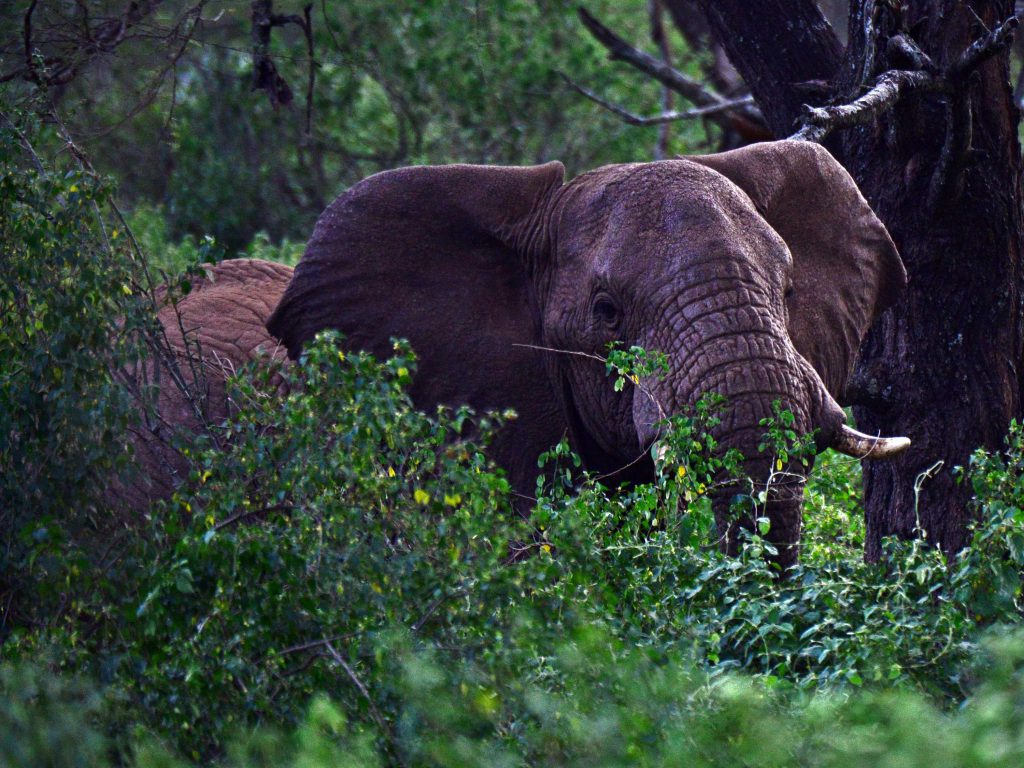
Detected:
left=2, top=0, right=710, bottom=255
left=3, top=4, right=1024, bottom=765
left=0, top=113, right=153, bottom=629
left=4, top=323, right=1024, bottom=764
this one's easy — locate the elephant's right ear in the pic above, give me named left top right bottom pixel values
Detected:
left=266, top=162, right=564, bottom=408
left=691, top=140, right=905, bottom=401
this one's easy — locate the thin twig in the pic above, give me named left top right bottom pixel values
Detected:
left=562, top=74, right=754, bottom=126
left=23, top=0, right=39, bottom=83
left=213, top=503, right=295, bottom=531
left=301, top=4, right=315, bottom=134
left=411, top=589, right=468, bottom=633
left=648, top=0, right=672, bottom=158
left=323, top=641, right=398, bottom=754
left=0, top=110, right=46, bottom=174
left=255, top=633, right=357, bottom=663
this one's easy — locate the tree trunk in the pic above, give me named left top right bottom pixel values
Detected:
left=693, top=0, right=1024, bottom=559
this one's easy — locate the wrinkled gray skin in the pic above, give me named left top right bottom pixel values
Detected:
left=260, top=140, right=904, bottom=569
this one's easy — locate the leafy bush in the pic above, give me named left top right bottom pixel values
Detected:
left=9, top=626, right=1024, bottom=767
left=0, top=662, right=107, bottom=768
left=125, top=204, right=303, bottom=275
left=0, top=112, right=158, bottom=633
left=6, top=329, right=1024, bottom=763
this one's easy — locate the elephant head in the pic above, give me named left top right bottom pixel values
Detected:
left=266, top=140, right=908, bottom=568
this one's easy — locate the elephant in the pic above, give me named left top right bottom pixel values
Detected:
left=265, top=139, right=910, bottom=569
left=115, top=258, right=293, bottom=511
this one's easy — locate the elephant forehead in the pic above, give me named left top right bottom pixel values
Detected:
left=559, top=160, right=790, bottom=274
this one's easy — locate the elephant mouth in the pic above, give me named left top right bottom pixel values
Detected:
left=560, top=376, right=654, bottom=486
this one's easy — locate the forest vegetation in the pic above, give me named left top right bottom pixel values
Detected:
left=4, top=2, right=1024, bottom=765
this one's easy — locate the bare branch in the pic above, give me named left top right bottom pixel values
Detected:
left=951, top=11, right=1021, bottom=78
left=301, top=3, right=314, bottom=134
left=791, top=9, right=1020, bottom=146
left=251, top=1, right=316, bottom=132
left=577, top=6, right=725, bottom=108
left=0, top=110, right=46, bottom=174
left=648, top=0, right=673, bottom=158
left=4, top=0, right=178, bottom=87
left=790, top=69, right=937, bottom=143
left=886, top=34, right=937, bottom=74
left=562, top=74, right=754, bottom=126
left=927, top=73, right=977, bottom=211
left=213, top=503, right=295, bottom=531
left=23, top=0, right=39, bottom=83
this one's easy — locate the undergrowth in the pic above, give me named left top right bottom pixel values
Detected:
left=3, top=335, right=1024, bottom=765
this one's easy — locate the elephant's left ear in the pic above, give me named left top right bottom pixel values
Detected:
left=691, top=140, right=906, bottom=401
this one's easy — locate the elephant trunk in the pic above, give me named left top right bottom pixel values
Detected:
left=635, top=348, right=848, bottom=570
left=705, top=372, right=832, bottom=571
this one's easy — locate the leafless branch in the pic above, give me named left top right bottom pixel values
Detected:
left=77, top=5, right=205, bottom=142
left=886, top=34, right=937, bottom=74
left=301, top=4, right=314, bottom=134
left=577, top=6, right=725, bottom=109
left=927, top=72, right=977, bottom=210
left=4, top=0, right=170, bottom=87
left=648, top=0, right=673, bottom=158
left=562, top=74, right=754, bottom=126
left=255, top=634, right=357, bottom=663
left=251, top=0, right=316, bottom=132
left=23, top=0, right=39, bottom=83
left=952, top=11, right=1021, bottom=77
left=792, top=9, right=1021, bottom=146
left=0, top=110, right=46, bottom=173
left=410, top=588, right=468, bottom=633
left=790, top=69, right=938, bottom=143
left=576, top=6, right=765, bottom=140
left=213, top=503, right=296, bottom=531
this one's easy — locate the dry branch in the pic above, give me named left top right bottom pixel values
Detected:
left=576, top=6, right=764, bottom=137
left=790, top=69, right=937, bottom=142
left=323, top=641, right=399, bottom=758
left=578, top=6, right=724, bottom=109
left=790, top=9, right=1022, bottom=145
left=3, top=0, right=172, bottom=86
left=952, top=12, right=1021, bottom=77
left=562, top=74, right=754, bottom=126
left=886, top=34, right=937, bottom=74
left=251, top=1, right=316, bottom=132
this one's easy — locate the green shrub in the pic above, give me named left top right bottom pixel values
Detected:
left=125, top=204, right=304, bottom=274
left=0, top=113, right=157, bottom=633
left=7, top=331, right=1024, bottom=762
left=0, top=662, right=107, bottom=768
left=12, top=626, right=1024, bottom=767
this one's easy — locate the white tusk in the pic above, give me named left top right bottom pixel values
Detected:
left=831, top=424, right=910, bottom=459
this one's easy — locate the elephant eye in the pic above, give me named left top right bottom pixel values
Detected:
left=784, top=284, right=795, bottom=299
left=592, top=295, right=620, bottom=327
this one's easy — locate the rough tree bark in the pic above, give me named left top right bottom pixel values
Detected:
left=693, top=0, right=1024, bottom=559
